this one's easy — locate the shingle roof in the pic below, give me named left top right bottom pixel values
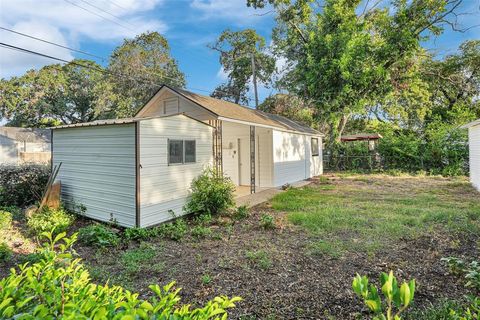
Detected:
left=0, top=127, right=51, bottom=143
left=168, top=86, right=322, bottom=135
left=341, top=133, right=383, bottom=142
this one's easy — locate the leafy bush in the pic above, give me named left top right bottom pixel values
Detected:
left=0, top=231, right=241, bottom=318
left=78, top=224, right=120, bottom=247
left=352, top=271, right=416, bottom=320
left=27, top=206, right=74, bottom=236
left=234, top=205, right=249, bottom=220
left=124, top=227, right=154, bottom=241
left=260, top=213, right=275, bottom=230
left=442, top=257, right=480, bottom=291
left=157, top=219, right=188, bottom=241
left=0, top=163, right=50, bottom=207
left=184, top=167, right=236, bottom=215
left=191, top=225, right=212, bottom=239
left=0, top=210, right=12, bottom=231
left=0, top=242, right=12, bottom=262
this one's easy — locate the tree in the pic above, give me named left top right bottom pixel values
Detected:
left=209, top=29, right=275, bottom=105
left=258, top=94, right=317, bottom=128
left=98, top=31, right=186, bottom=118
left=0, top=59, right=104, bottom=127
left=247, top=0, right=467, bottom=144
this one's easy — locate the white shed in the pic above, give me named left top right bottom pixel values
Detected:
left=463, top=119, right=480, bottom=191
left=52, top=114, right=213, bottom=227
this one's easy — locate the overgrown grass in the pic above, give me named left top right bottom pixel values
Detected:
left=272, top=175, right=480, bottom=257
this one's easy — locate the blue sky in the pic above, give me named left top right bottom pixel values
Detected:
left=1, top=0, right=479, bottom=109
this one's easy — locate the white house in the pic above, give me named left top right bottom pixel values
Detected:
left=0, top=127, right=51, bottom=164
left=462, top=119, right=480, bottom=191
left=52, top=85, right=324, bottom=227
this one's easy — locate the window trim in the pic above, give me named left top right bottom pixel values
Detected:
left=311, top=137, right=319, bottom=157
left=168, top=138, right=196, bottom=165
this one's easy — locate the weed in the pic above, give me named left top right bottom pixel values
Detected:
left=442, top=257, right=480, bottom=291
left=234, top=205, right=249, bottom=220
left=201, top=274, right=212, bottom=285
left=78, top=224, right=120, bottom=247
left=121, top=242, right=156, bottom=275
left=191, top=225, right=212, bottom=239
left=27, top=206, right=74, bottom=236
left=0, top=242, right=12, bottom=261
left=124, top=227, right=153, bottom=241
left=156, top=219, right=187, bottom=241
left=260, top=214, right=275, bottom=230
left=245, top=250, right=272, bottom=270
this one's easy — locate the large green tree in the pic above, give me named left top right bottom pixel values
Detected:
left=247, top=0, right=467, bottom=143
left=209, top=29, right=275, bottom=105
left=97, top=31, right=186, bottom=118
left=0, top=59, right=103, bottom=127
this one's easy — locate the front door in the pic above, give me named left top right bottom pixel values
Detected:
left=238, top=138, right=250, bottom=185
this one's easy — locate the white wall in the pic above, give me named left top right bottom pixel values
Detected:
left=221, top=121, right=273, bottom=187
left=272, top=130, right=322, bottom=187
left=53, top=124, right=136, bottom=227
left=139, top=115, right=213, bottom=227
left=470, top=125, right=480, bottom=191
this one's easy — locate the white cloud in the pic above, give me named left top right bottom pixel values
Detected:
left=216, top=66, right=228, bottom=80
left=190, top=0, right=268, bottom=25
left=0, top=0, right=166, bottom=78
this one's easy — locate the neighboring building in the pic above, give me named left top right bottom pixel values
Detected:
left=462, top=119, right=480, bottom=191
left=0, top=127, right=51, bottom=164
left=52, top=85, right=324, bottom=227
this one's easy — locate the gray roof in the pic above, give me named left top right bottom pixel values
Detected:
left=0, top=127, right=51, bottom=143
left=461, top=119, right=480, bottom=129
left=148, top=85, right=323, bottom=136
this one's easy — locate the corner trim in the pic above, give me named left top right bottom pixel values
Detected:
left=135, top=122, right=141, bottom=227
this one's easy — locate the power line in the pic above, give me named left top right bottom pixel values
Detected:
left=104, top=0, right=127, bottom=10
left=0, top=42, right=255, bottom=105
left=63, top=0, right=136, bottom=33
left=77, top=0, right=137, bottom=28
left=0, top=26, right=106, bottom=61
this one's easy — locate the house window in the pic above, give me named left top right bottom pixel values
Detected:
left=168, top=139, right=196, bottom=164
left=311, top=138, right=319, bottom=156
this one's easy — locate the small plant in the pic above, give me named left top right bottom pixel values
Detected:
left=124, top=227, right=154, bottom=241
left=78, top=224, right=120, bottom=247
left=122, top=242, right=156, bottom=275
left=442, top=257, right=480, bottom=291
left=201, top=274, right=212, bottom=285
left=195, top=213, right=213, bottom=225
left=0, top=242, right=12, bottom=261
left=184, top=167, right=236, bottom=215
left=156, top=219, right=188, bottom=241
left=0, top=209, right=12, bottom=231
left=191, top=225, right=212, bottom=239
left=234, top=205, right=249, bottom=220
left=352, top=271, right=416, bottom=320
left=0, top=231, right=242, bottom=318
left=245, top=250, right=272, bottom=270
left=260, top=213, right=275, bottom=230
left=27, top=206, right=74, bottom=236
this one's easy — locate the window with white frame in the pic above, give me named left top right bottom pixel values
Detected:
left=168, top=139, right=196, bottom=164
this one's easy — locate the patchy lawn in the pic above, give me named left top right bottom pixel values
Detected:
left=1, top=174, right=479, bottom=319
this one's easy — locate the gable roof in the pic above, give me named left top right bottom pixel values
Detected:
left=141, top=85, right=322, bottom=136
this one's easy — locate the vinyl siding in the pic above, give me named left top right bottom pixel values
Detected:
left=139, top=115, right=213, bottom=227
left=272, top=130, right=322, bottom=187
left=52, top=124, right=136, bottom=227
left=470, top=125, right=480, bottom=191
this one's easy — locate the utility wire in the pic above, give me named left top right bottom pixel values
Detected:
left=63, top=0, right=136, bottom=33
left=0, top=26, right=106, bottom=61
left=105, top=0, right=127, bottom=10
left=77, top=0, right=137, bottom=28
left=0, top=42, right=255, bottom=105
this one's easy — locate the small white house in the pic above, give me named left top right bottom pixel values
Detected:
left=52, top=85, right=324, bottom=227
left=462, top=119, right=480, bottom=191
left=0, top=127, right=51, bottom=164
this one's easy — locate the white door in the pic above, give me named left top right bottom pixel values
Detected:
left=238, top=138, right=250, bottom=186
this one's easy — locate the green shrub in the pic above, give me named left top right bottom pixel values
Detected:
left=234, top=205, right=249, bottom=220
left=191, top=225, right=212, bottom=239
left=442, top=257, right=480, bottom=291
left=0, top=242, right=12, bottom=262
left=184, top=167, right=236, bottom=215
left=124, top=227, right=154, bottom=241
left=260, top=213, right=275, bottom=230
left=78, top=224, right=120, bottom=247
left=0, top=163, right=50, bottom=207
left=0, top=231, right=241, bottom=318
left=352, top=271, right=416, bottom=320
left=0, top=210, right=12, bottom=231
left=157, top=219, right=188, bottom=241
left=27, top=206, right=74, bottom=236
